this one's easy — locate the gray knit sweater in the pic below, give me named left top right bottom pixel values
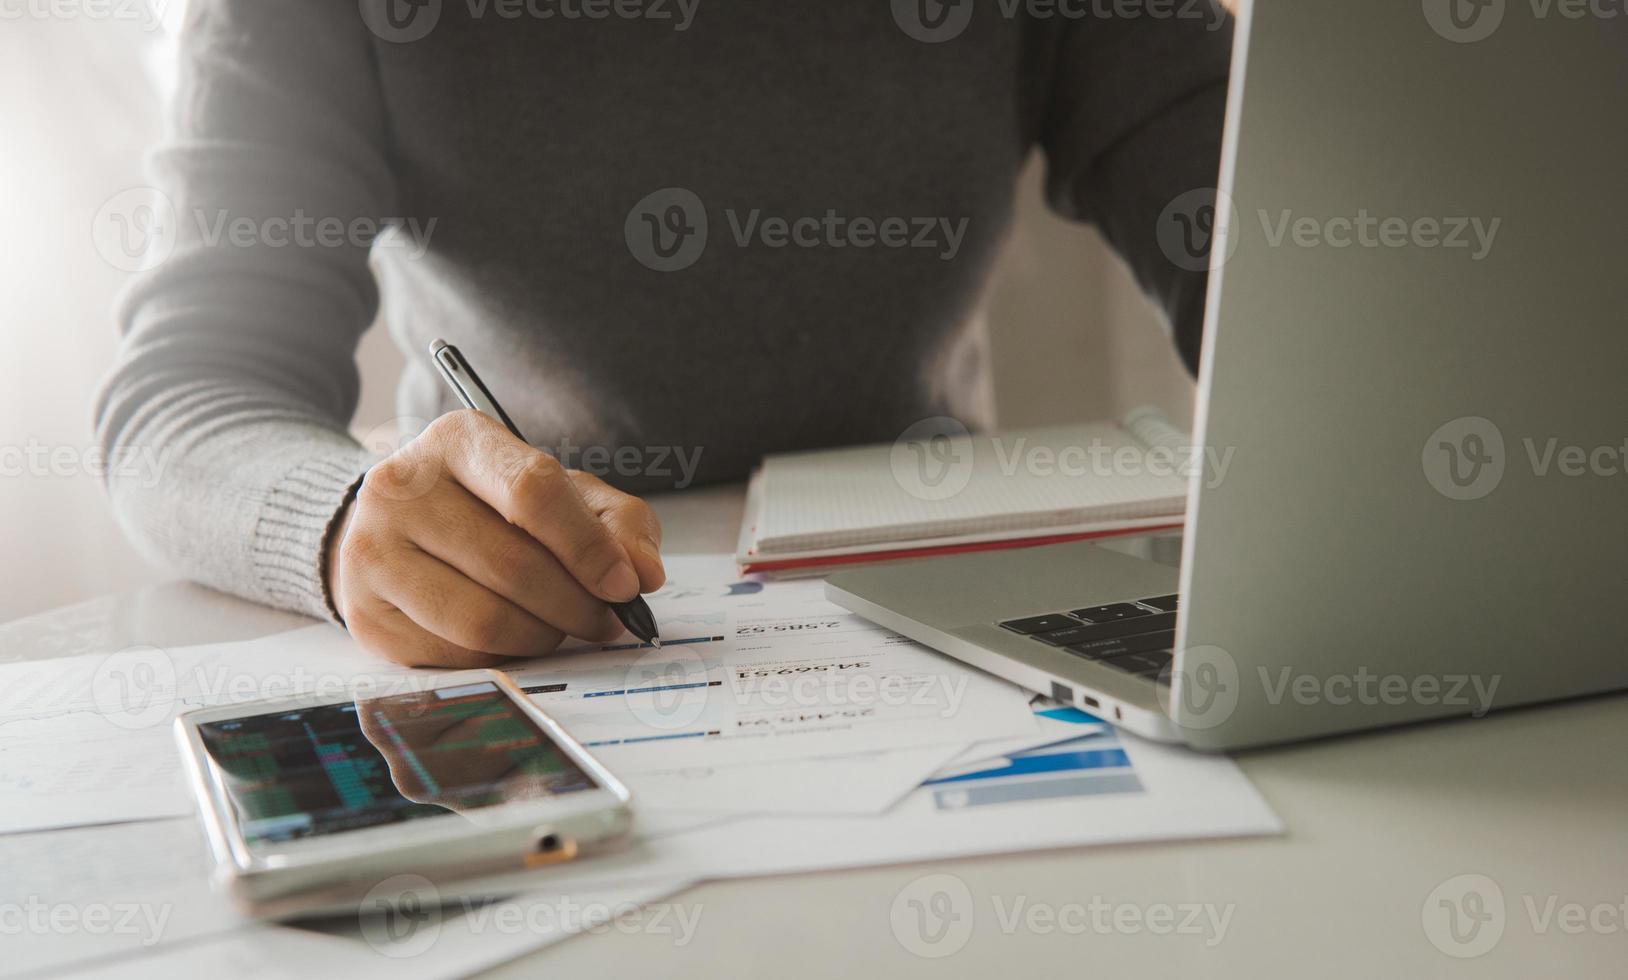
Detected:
left=94, top=0, right=1232, bottom=622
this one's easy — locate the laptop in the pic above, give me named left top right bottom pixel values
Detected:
left=826, top=2, right=1628, bottom=750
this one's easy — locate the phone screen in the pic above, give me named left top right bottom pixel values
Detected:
left=196, top=681, right=600, bottom=845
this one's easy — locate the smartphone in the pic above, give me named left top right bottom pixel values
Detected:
left=174, top=670, right=633, bottom=918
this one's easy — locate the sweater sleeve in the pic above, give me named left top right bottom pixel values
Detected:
left=93, top=0, right=396, bottom=620
left=1038, top=11, right=1235, bottom=375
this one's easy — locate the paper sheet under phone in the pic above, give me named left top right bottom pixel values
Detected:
left=0, top=814, right=702, bottom=980
left=0, top=556, right=1034, bottom=833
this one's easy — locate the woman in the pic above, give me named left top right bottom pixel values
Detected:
left=95, top=0, right=1233, bottom=667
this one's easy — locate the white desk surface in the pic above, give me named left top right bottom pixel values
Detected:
left=5, top=485, right=1623, bottom=979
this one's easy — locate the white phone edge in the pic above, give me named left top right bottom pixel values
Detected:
left=172, top=668, right=635, bottom=920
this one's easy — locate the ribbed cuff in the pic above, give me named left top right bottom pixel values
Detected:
left=250, top=451, right=372, bottom=623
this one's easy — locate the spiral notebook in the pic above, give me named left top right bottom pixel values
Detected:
left=736, top=406, right=1192, bottom=576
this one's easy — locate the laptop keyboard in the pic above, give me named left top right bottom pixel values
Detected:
left=999, top=594, right=1181, bottom=682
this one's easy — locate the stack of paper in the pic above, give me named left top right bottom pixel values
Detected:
left=0, top=556, right=1281, bottom=978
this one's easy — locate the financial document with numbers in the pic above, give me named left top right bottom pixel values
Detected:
left=506, top=555, right=1038, bottom=772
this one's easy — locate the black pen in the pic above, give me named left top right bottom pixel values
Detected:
left=428, top=339, right=662, bottom=648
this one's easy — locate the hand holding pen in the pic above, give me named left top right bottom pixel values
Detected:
left=319, top=342, right=664, bottom=668
left=429, top=339, right=662, bottom=648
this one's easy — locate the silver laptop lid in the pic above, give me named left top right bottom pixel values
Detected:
left=1171, top=1, right=1628, bottom=747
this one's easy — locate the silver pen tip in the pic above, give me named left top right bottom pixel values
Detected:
left=651, top=638, right=662, bottom=649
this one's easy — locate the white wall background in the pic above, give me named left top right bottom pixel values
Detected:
left=0, top=13, right=1193, bottom=622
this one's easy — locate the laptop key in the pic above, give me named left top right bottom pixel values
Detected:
left=1139, top=594, right=1180, bottom=613
left=999, top=614, right=1079, bottom=635
left=1033, top=625, right=1110, bottom=646
left=1103, top=650, right=1173, bottom=676
left=1034, top=611, right=1178, bottom=646
left=1064, top=630, right=1176, bottom=660
left=1070, top=602, right=1155, bottom=623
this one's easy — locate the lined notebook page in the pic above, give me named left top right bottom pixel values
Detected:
left=753, top=410, right=1190, bottom=554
